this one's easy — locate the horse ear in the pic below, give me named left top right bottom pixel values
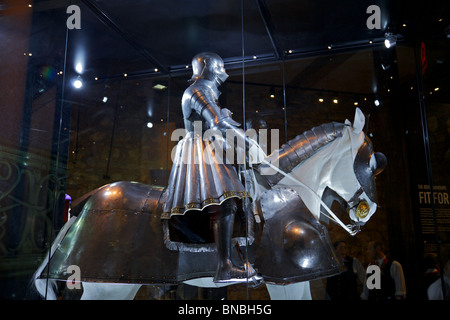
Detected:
left=352, top=107, right=365, bottom=133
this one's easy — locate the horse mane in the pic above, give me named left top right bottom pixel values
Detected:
left=257, top=121, right=346, bottom=186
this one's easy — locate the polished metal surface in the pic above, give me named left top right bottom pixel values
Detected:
left=182, top=52, right=253, bottom=150
left=353, top=136, right=387, bottom=203
left=41, top=180, right=341, bottom=285
left=164, top=52, right=261, bottom=283
left=163, top=53, right=251, bottom=219
left=256, top=186, right=342, bottom=283
left=190, top=52, right=229, bottom=87
left=43, top=182, right=172, bottom=283
left=162, top=130, right=249, bottom=218
left=182, top=52, right=236, bottom=133
left=42, top=181, right=221, bottom=284
left=257, top=122, right=345, bottom=186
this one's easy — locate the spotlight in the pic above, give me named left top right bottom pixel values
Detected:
left=269, top=86, right=275, bottom=99
left=75, top=62, right=83, bottom=74
left=72, top=76, right=83, bottom=89
left=381, top=63, right=390, bottom=71
left=147, top=122, right=153, bottom=128
left=153, top=84, right=167, bottom=90
left=102, top=96, right=108, bottom=103
left=384, top=33, right=397, bottom=48
left=374, top=99, right=380, bottom=106
left=73, top=80, right=82, bottom=88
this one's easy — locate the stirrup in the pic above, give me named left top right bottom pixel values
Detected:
left=214, top=272, right=264, bottom=286
left=243, top=262, right=264, bottom=287
left=248, top=273, right=264, bottom=288
left=213, top=266, right=248, bottom=283
left=213, top=262, right=264, bottom=286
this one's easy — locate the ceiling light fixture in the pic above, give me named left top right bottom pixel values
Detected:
left=153, top=84, right=167, bottom=90
left=75, top=62, right=83, bottom=74
left=269, top=87, right=275, bottom=99
left=384, top=33, right=397, bottom=48
left=72, top=76, right=83, bottom=89
left=381, top=63, right=390, bottom=70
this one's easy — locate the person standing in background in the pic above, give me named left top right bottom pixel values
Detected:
left=361, top=241, right=407, bottom=300
left=326, top=241, right=366, bottom=300
left=427, top=260, right=450, bottom=300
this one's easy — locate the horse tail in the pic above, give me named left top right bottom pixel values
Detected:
left=30, top=216, right=78, bottom=299
left=257, top=122, right=345, bottom=186
left=30, top=187, right=101, bottom=299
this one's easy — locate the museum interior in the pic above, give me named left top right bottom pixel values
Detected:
left=0, top=0, right=449, bottom=300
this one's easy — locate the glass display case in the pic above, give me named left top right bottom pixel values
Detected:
left=0, top=0, right=449, bottom=301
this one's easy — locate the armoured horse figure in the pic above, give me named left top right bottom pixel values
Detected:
left=32, top=52, right=386, bottom=299
left=33, top=104, right=387, bottom=300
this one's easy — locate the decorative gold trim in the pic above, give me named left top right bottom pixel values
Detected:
left=355, top=200, right=370, bottom=219
left=161, top=190, right=250, bottom=219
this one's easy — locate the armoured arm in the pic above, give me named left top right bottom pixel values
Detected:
left=184, top=84, right=265, bottom=163
left=187, top=86, right=240, bottom=132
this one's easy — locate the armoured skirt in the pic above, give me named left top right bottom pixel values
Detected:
left=161, top=131, right=249, bottom=219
